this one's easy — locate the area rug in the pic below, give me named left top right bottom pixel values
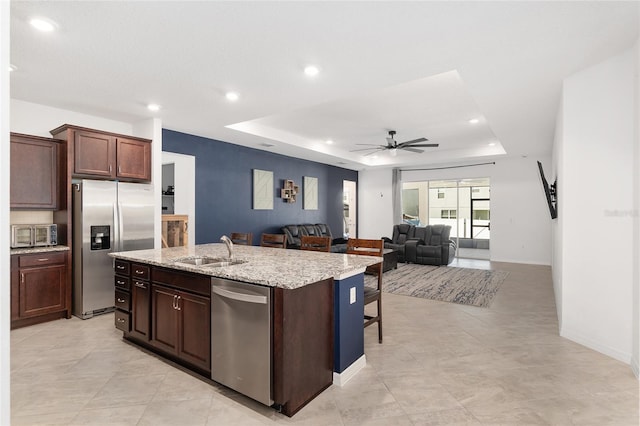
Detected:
left=365, top=264, right=509, bottom=308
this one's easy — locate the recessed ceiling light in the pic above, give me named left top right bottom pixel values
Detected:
left=488, top=142, right=496, bottom=146
left=147, top=103, right=161, bottom=112
left=469, top=118, right=480, bottom=124
left=304, top=65, right=320, bottom=77
left=8, top=64, right=17, bottom=72
left=370, top=155, right=378, bottom=159
left=325, top=139, right=333, bottom=145
left=30, top=17, right=58, bottom=32
left=225, top=92, right=239, bottom=102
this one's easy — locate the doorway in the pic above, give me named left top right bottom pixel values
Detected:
left=161, top=152, right=196, bottom=246
left=343, top=180, right=357, bottom=239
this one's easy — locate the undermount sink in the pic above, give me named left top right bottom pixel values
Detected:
left=173, top=256, right=246, bottom=268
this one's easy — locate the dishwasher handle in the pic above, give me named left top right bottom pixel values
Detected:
left=212, top=285, right=268, bottom=304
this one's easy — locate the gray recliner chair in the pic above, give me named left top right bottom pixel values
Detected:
left=383, top=224, right=415, bottom=262
left=405, top=224, right=456, bottom=265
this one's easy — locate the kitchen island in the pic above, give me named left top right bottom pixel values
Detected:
left=109, top=243, right=380, bottom=416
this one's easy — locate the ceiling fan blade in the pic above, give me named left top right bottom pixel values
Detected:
left=363, top=149, right=383, bottom=156
left=403, top=143, right=439, bottom=148
left=398, top=138, right=428, bottom=146
left=355, top=143, right=383, bottom=146
left=350, top=147, right=382, bottom=152
left=401, top=147, right=424, bottom=154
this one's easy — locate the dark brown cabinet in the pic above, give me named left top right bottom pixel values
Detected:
left=10, top=133, right=62, bottom=209
left=11, top=251, right=71, bottom=329
left=131, top=278, right=151, bottom=340
left=51, top=124, right=151, bottom=182
left=73, top=130, right=114, bottom=178
left=116, top=137, right=151, bottom=181
left=151, top=283, right=211, bottom=373
left=114, top=261, right=151, bottom=340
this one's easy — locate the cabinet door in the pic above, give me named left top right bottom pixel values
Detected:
left=151, top=284, right=179, bottom=354
left=130, top=279, right=150, bottom=341
left=116, top=137, right=151, bottom=182
left=178, top=291, right=210, bottom=371
left=18, top=265, right=66, bottom=318
left=74, top=130, right=115, bottom=178
left=10, top=136, right=58, bottom=209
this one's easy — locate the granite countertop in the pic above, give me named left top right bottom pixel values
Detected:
left=11, top=245, right=70, bottom=255
left=109, top=243, right=381, bottom=290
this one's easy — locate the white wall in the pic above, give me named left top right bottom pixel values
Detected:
left=555, top=48, right=636, bottom=364
left=552, top=98, right=564, bottom=330
left=1, top=1, right=11, bottom=422
left=359, top=157, right=553, bottom=265
left=11, top=99, right=134, bottom=137
left=633, top=39, right=640, bottom=378
left=358, top=169, right=395, bottom=239
left=133, top=118, right=163, bottom=249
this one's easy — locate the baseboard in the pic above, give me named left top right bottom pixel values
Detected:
left=632, top=355, right=640, bottom=379
left=489, top=257, right=551, bottom=266
left=333, top=355, right=366, bottom=387
left=560, top=326, right=632, bottom=364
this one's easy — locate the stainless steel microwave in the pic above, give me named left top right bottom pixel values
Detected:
left=10, top=224, right=57, bottom=248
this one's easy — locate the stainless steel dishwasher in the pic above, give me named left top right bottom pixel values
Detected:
left=211, top=277, right=273, bottom=406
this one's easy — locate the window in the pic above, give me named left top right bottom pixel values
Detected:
left=437, top=191, right=445, bottom=199
left=473, top=209, right=490, bottom=220
left=441, top=209, right=457, bottom=219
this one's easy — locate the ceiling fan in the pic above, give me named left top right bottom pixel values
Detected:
left=351, top=130, right=439, bottom=156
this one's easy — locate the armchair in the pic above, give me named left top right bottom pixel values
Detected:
left=383, top=224, right=415, bottom=262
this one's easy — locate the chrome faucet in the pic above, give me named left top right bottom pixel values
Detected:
left=220, top=235, right=234, bottom=261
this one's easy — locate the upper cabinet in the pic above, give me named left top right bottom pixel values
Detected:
left=10, top=133, right=63, bottom=210
left=51, top=124, right=152, bottom=183
left=116, top=137, right=151, bottom=181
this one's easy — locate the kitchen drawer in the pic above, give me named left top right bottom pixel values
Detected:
left=115, top=275, right=130, bottom=291
left=115, top=310, right=130, bottom=332
left=115, top=289, right=130, bottom=311
left=114, top=260, right=130, bottom=276
left=131, top=264, right=150, bottom=280
left=19, top=252, right=66, bottom=268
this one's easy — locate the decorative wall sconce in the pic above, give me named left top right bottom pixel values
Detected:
left=281, top=179, right=299, bottom=203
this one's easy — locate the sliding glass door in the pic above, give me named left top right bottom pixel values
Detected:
left=402, top=178, right=490, bottom=259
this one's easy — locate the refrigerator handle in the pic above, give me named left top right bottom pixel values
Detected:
left=113, top=203, right=119, bottom=252
left=118, top=202, right=124, bottom=252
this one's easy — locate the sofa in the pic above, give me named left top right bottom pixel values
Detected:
left=384, top=224, right=456, bottom=265
left=281, top=223, right=347, bottom=252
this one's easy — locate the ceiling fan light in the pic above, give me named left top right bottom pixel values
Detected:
left=389, top=148, right=398, bottom=157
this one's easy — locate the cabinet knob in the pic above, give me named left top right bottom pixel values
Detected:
left=117, top=318, right=125, bottom=323
left=134, top=270, right=144, bottom=275
left=116, top=265, right=125, bottom=270
left=117, top=298, right=126, bottom=303
left=134, top=281, right=146, bottom=289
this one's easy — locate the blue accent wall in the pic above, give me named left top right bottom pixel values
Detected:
left=333, top=273, right=365, bottom=373
left=162, top=129, right=358, bottom=245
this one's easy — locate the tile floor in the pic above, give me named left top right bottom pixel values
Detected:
left=10, top=261, right=640, bottom=425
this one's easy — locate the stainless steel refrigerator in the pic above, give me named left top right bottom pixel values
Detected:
left=72, top=179, right=154, bottom=319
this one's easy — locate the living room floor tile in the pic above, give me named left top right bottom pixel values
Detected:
left=10, top=261, right=639, bottom=425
